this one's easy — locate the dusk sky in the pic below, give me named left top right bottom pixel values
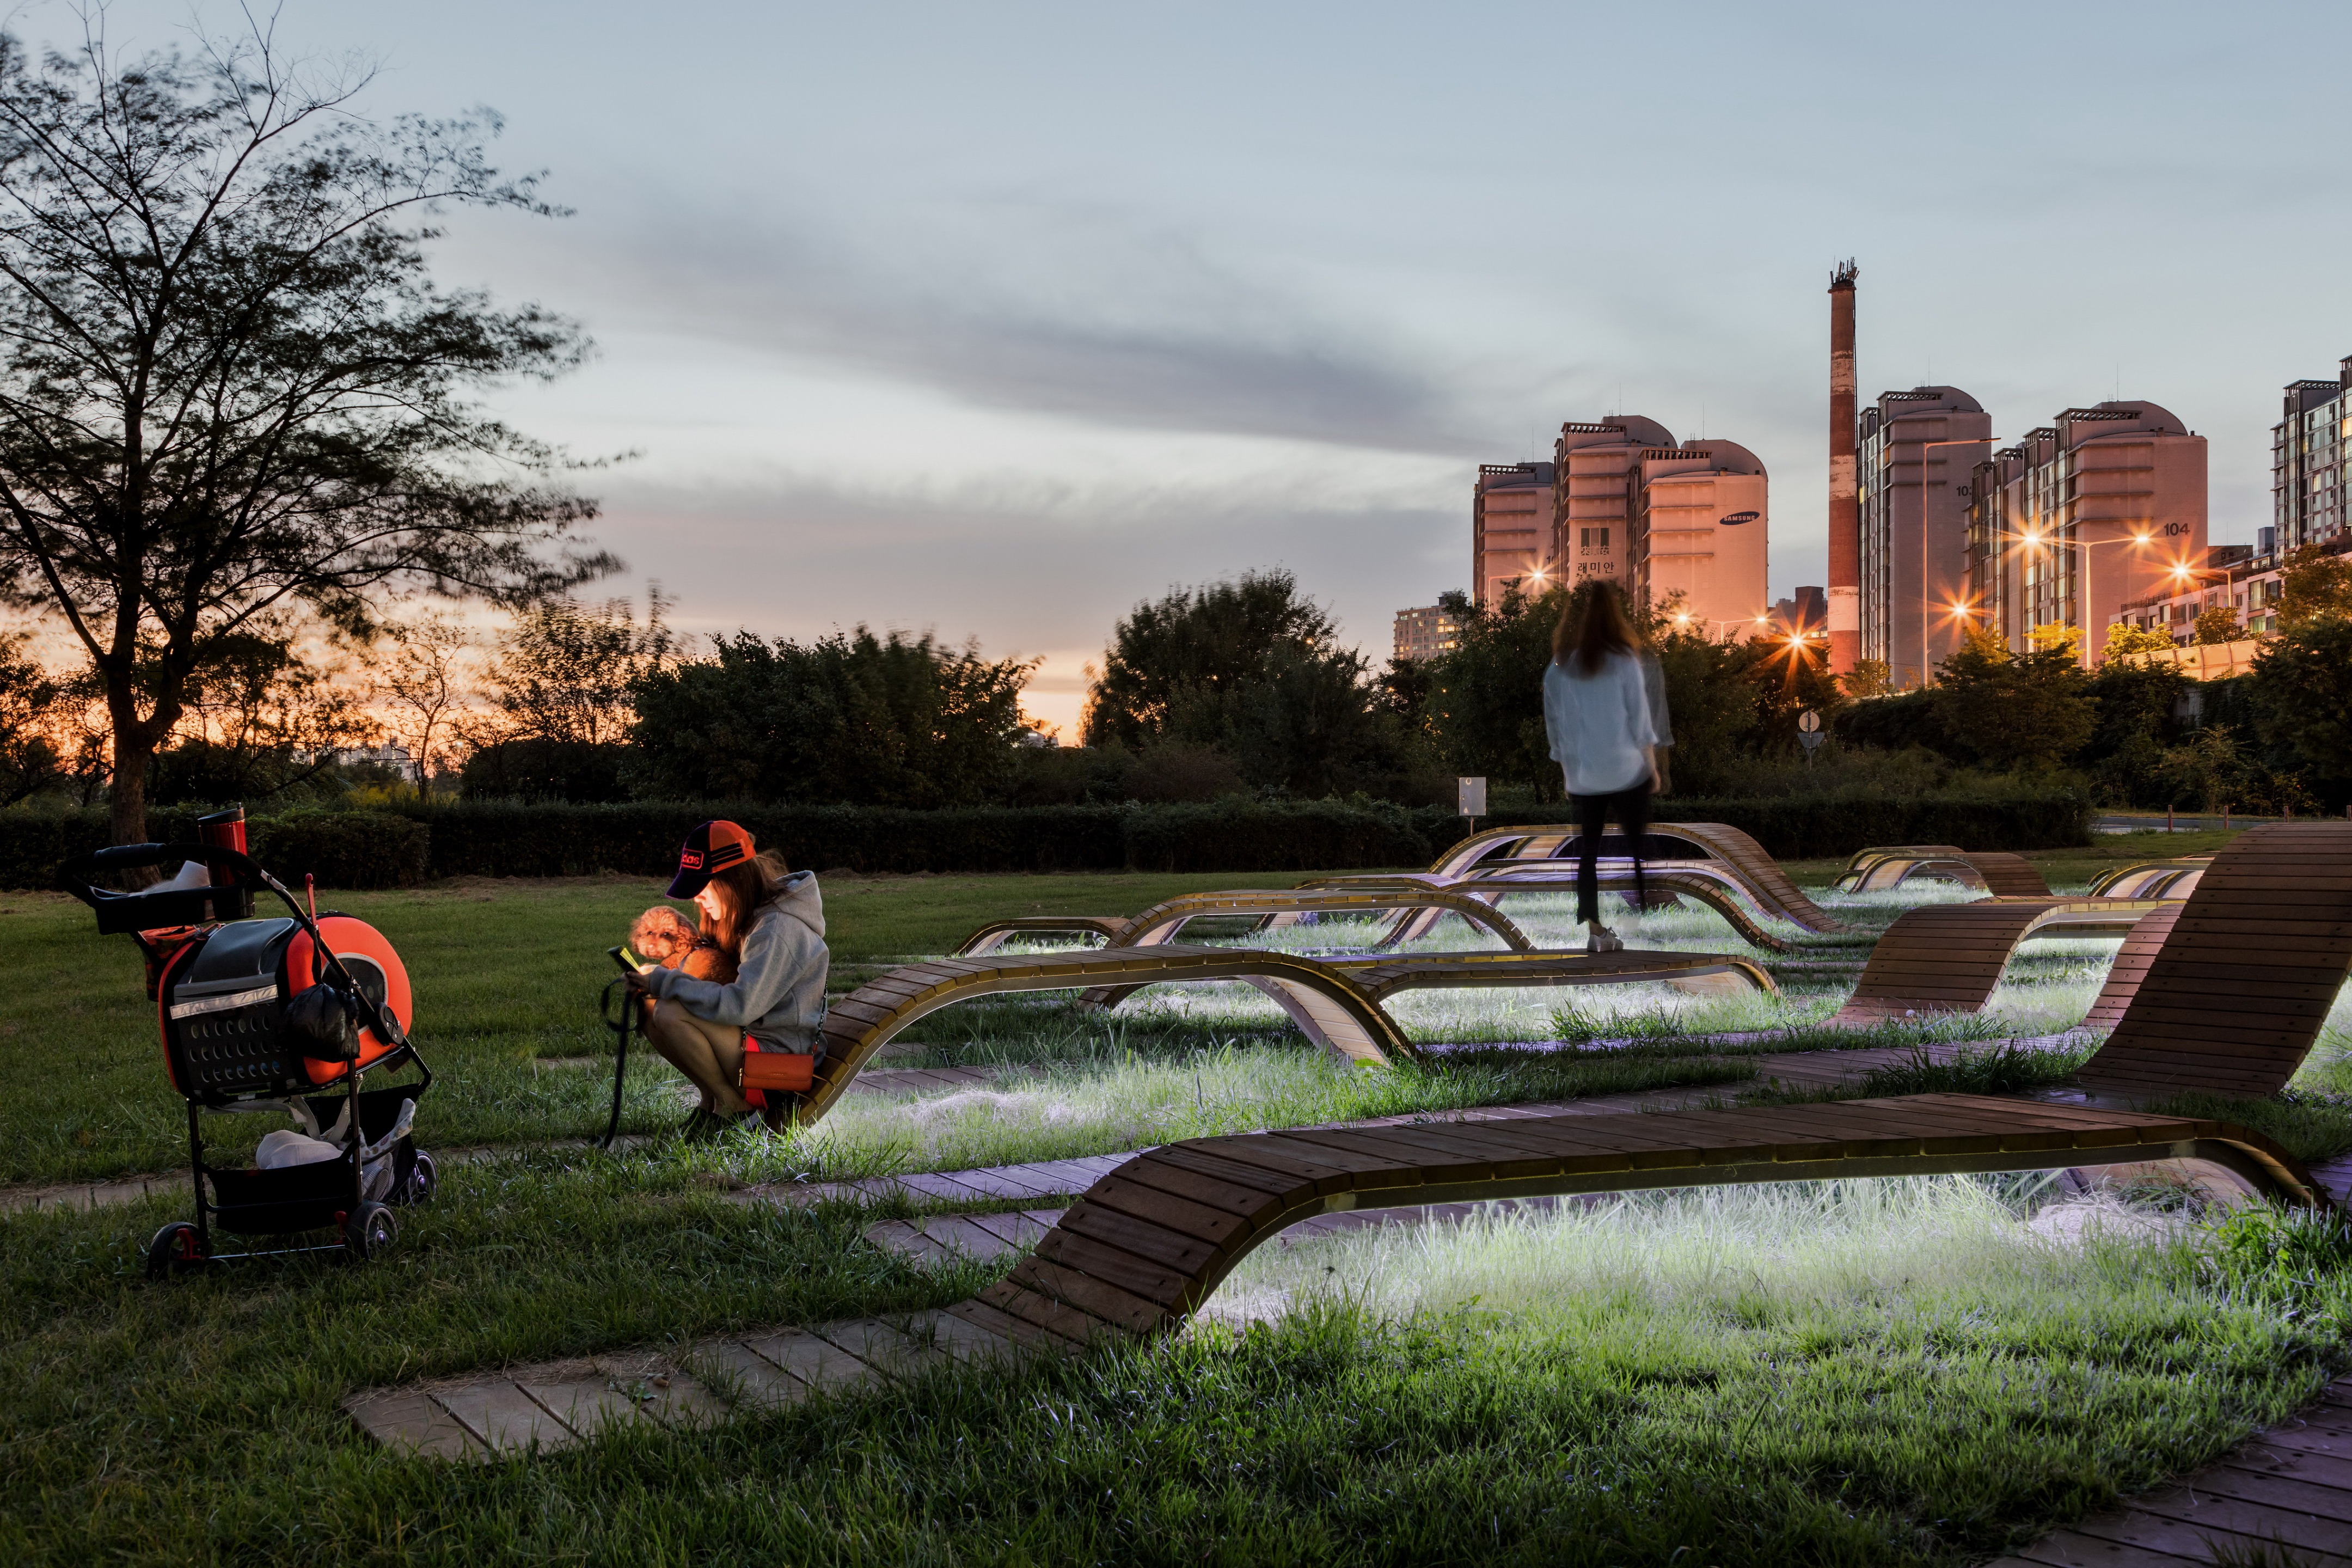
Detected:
left=75, top=2, right=2352, bottom=733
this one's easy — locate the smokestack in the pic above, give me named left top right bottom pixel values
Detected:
left=1826, top=260, right=1860, bottom=676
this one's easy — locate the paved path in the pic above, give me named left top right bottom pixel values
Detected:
left=1987, top=1377, right=2352, bottom=1566
left=0, top=1063, right=1018, bottom=1216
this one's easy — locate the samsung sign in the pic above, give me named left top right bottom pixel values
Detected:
left=1718, top=510, right=1760, bottom=526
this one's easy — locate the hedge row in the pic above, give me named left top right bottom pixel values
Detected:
left=0, top=807, right=431, bottom=892
left=2, top=792, right=2092, bottom=890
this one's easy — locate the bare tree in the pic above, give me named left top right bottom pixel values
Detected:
left=0, top=14, right=615, bottom=842
left=379, top=612, right=472, bottom=789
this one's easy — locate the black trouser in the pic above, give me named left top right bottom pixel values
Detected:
left=1573, top=783, right=1654, bottom=925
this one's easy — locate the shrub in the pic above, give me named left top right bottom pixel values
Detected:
left=0, top=787, right=2094, bottom=890
left=248, top=809, right=430, bottom=889
left=460, top=739, right=632, bottom=803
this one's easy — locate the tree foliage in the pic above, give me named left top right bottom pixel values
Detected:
left=2276, top=545, right=2352, bottom=631
left=148, top=619, right=376, bottom=805
left=1932, top=630, right=2095, bottom=770
left=2193, top=604, right=2241, bottom=645
left=0, top=20, right=610, bottom=840
left=626, top=628, right=1034, bottom=807
left=2103, top=622, right=2176, bottom=657
left=2251, top=615, right=2352, bottom=805
left=481, top=592, right=672, bottom=747
left=1083, top=569, right=1419, bottom=797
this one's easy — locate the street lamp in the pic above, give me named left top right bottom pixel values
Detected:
left=2006, top=524, right=2159, bottom=662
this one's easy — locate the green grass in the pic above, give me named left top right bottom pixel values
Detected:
left=5, top=1157, right=2347, bottom=1565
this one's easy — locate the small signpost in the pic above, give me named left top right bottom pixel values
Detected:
left=1797, top=709, right=1823, bottom=763
left=1457, top=775, right=1486, bottom=832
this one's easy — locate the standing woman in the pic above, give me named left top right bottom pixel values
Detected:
left=1541, top=583, right=1673, bottom=953
left=634, top=820, right=831, bottom=1135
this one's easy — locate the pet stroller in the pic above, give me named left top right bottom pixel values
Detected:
left=60, top=808, right=437, bottom=1278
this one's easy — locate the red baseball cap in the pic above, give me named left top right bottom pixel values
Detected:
left=667, top=820, right=755, bottom=898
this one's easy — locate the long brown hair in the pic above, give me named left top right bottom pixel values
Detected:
left=1552, top=580, right=1643, bottom=676
left=699, top=847, right=793, bottom=954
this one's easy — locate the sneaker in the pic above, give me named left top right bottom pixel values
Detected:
left=677, top=1107, right=719, bottom=1141
left=1586, top=927, right=1625, bottom=954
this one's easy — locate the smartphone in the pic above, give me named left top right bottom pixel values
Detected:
left=609, top=946, right=642, bottom=976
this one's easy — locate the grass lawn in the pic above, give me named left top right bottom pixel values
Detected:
left=10, top=843, right=2352, bottom=1564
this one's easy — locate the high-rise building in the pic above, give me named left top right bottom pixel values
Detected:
left=1392, top=605, right=1462, bottom=664
left=1551, top=416, right=1676, bottom=599
left=1471, top=461, right=1555, bottom=606
left=2273, top=357, right=2352, bottom=552
left=1625, top=440, right=1771, bottom=636
left=1858, top=387, right=1993, bottom=688
left=1965, top=402, right=2207, bottom=664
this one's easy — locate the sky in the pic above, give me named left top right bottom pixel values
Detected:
left=54, top=1, right=2352, bottom=734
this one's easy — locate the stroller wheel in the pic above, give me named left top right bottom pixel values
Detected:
left=345, top=1201, right=399, bottom=1261
left=394, top=1150, right=437, bottom=1206
left=145, top=1221, right=205, bottom=1280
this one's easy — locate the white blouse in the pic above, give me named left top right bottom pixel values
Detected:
left=1541, top=650, right=1669, bottom=797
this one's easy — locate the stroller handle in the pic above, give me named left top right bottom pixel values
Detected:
left=59, top=841, right=408, bottom=1052
left=88, top=842, right=182, bottom=869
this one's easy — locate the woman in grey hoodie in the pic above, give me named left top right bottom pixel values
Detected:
left=634, top=819, right=830, bottom=1136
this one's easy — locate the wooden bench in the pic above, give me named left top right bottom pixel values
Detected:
left=759, top=943, right=1777, bottom=1126
left=1077, top=946, right=1776, bottom=1012
left=958, top=874, right=1792, bottom=958
left=1305, top=868, right=1795, bottom=953
left=954, top=887, right=1537, bottom=959
left=2086, top=857, right=2211, bottom=900
left=1393, top=820, right=1851, bottom=934
left=958, top=822, right=2352, bottom=1346
left=1825, top=898, right=2170, bottom=1024
left=1833, top=847, right=2053, bottom=899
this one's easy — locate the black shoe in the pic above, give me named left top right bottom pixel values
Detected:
left=677, top=1107, right=718, bottom=1140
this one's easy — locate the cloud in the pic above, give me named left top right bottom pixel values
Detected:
left=480, top=189, right=1486, bottom=455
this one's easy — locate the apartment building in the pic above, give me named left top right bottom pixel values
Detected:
left=1857, top=387, right=1993, bottom=688
left=1471, top=461, right=1555, bottom=606
left=2274, top=357, right=2352, bottom=553
left=1625, top=440, right=1770, bottom=635
left=1551, top=415, right=1676, bottom=599
left=1392, top=605, right=1463, bottom=664
left=1964, top=401, right=2207, bottom=664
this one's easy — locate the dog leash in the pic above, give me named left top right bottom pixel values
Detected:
left=596, top=976, right=634, bottom=1150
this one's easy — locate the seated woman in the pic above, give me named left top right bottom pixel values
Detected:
left=631, top=820, right=830, bottom=1137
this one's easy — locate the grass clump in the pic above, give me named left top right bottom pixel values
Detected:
left=783, top=1044, right=1756, bottom=1181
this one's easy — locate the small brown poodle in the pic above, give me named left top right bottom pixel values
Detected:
left=628, top=905, right=738, bottom=984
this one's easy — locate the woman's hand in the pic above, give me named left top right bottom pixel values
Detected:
left=1652, top=746, right=1674, bottom=797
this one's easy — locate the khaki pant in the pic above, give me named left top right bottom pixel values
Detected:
left=642, top=999, right=751, bottom=1117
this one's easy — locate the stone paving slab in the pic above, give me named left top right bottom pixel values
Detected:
left=342, top=1389, right=485, bottom=1460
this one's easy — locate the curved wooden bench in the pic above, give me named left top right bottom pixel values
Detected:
left=959, top=823, right=2352, bottom=1345
left=774, top=944, right=1774, bottom=1125
left=954, top=887, right=1536, bottom=959
left=1832, top=846, right=1967, bottom=890
left=2080, top=903, right=2182, bottom=1032
left=1825, top=898, right=2168, bottom=1024
left=1835, top=848, right=2052, bottom=899
left=1345, top=869, right=1795, bottom=953
left=957, top=1097, right=2319, bottom=1345
left=2086, top=858, right=2211, bottom=900
left=780, top=946, right=1417, bottom=1125
left=1075, top=945, right=1775, bottom=1015
left=1419, top=820, right=1849, bottom=933
left=956, top=916, right=1134, bottom=956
